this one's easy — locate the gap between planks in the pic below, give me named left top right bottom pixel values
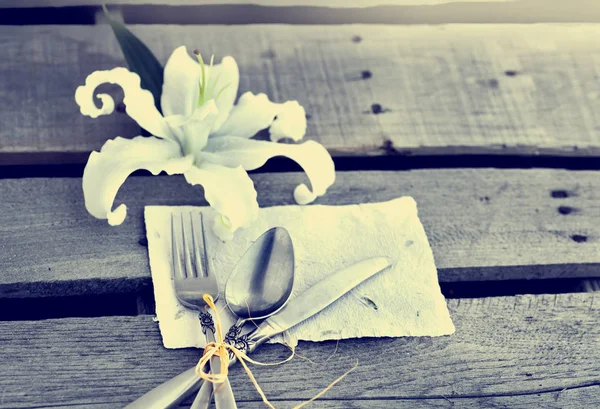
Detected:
left=0, top=277, right=592, bottom=321
left=0, top=293, right=598, bottom=408
left=5, top=24, right=600, bottom=165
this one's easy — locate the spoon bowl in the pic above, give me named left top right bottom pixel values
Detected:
left=225, top=227, right=294, bottom=327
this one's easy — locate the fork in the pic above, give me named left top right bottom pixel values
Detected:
left=171, top=211, right=237, bottom=409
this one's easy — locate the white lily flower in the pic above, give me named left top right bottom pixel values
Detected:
left=75, top=46, right=335, bottom=240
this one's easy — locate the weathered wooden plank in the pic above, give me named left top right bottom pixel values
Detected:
left=1, top=169, right=599, bottom=298
left=1, top=293, right=598, bottom=408
left=4, top=24, right=600, bottom=165
left=29, top=388, right=600, bottom=409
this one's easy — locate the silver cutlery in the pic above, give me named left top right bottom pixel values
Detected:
left=193, top=227, right=295, bottom=408
left=171, top=211, right=237, bottom=409
left=124, top=256, right=393, bottom=409
left=225, top=226, right=294, bottom=339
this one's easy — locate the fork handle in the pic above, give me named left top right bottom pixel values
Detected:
left=192, top=329, right=238, bottom=409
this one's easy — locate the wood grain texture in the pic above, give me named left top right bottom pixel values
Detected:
left=27, top=388, right=600, bottom=409
left=1, top=169, right=599, bottom=298
left=4, top=24, right=600, bottom=165
left=1, top=293, right=598, bottom=408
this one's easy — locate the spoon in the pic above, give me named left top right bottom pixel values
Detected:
left=190, top=227, right=295, bottom=409
left=226, top=227, right=295, bottom=332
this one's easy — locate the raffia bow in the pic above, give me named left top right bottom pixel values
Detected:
left=196, top=294, right=357, bottom=409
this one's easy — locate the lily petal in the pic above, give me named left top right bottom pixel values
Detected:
left=269, top=100, right=308, bottom=142
left=212, top=92, right=306, bottom=141
left=75, top=67, right=172, bottom=140
left=161, top=46, right=238, bottom=134
left=201, top=136, right=334, bottom=204
left=83, top=136, right=191, bottom=225
left=184, top=162, right=258, bottom=241
left=161, top=46, right=200, bottom=118
left=206, top=56, right=239, bottom=133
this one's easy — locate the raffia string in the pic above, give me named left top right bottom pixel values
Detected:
left=195, top=294, right=358, bottom=409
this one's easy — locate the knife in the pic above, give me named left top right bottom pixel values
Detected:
left=124, top=256, right=393, bottom=409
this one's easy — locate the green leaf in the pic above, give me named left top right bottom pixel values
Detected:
left=102, top=4, right=163, bottom=115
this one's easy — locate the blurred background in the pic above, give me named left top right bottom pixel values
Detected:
left=3, top=0, right=600, bottom=25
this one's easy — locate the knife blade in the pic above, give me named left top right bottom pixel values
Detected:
left=243, top=256, right=393, bottom=349
left=124, top=256, right=393, bottom=409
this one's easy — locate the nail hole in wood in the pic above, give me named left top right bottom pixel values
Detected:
left=550, top=190, right=569, bottom=198
left=382, top=139, right=398, bottom=155
left=371, top=103, right=387, bottom=114
left=558, top=206, right=576, bottom=215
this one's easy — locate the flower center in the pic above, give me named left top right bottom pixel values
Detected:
left=193, top=50, right=232, bottom=109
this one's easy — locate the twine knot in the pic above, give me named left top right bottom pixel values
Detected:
left=196, top=294, right=357, bottom=409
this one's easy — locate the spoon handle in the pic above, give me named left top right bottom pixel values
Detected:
left=223, top=318, right=247, bottom=345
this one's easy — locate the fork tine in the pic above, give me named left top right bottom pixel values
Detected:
left=181, top=211, right=195, bottom=279
left=189, top=212, right=208, bottom=278
left=199, top=213, right=211, bottom=277
left=171, top=212, right=186, bottom=279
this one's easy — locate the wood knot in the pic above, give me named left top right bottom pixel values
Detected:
left=478, top=78, right=499, bottom=89
left=261, top=49, right=276, bottom=59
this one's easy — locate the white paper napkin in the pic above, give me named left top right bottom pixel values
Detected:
left=145, top=197, right=455, bottom=349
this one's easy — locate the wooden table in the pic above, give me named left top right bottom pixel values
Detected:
left=1, top=1, right=599, bottom=408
